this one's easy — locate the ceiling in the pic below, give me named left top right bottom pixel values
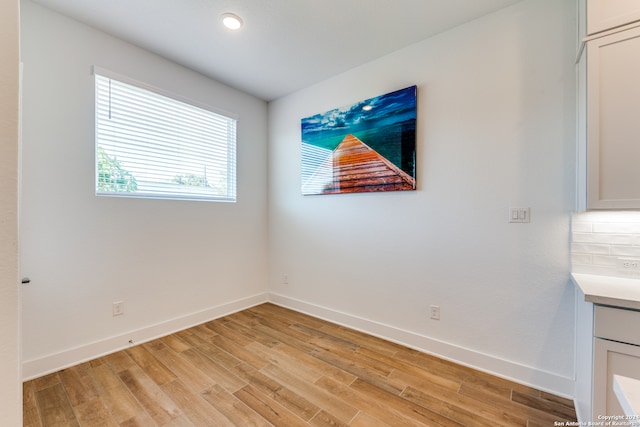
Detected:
left=30, top=0, right=522, bottom=101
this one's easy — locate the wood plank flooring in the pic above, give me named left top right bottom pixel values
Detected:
left=23, top=303, right=577, bottom=426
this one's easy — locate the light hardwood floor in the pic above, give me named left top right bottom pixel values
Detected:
left=23, top=303, right=576, bottom=426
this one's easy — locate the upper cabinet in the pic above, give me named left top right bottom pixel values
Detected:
left=587, top=0, right=640, bottom=35
left=579, top=1, right=640, bottom=210
left=586, top=26, right=640, bottom=209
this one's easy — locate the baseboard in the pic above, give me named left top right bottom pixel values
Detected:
left=575, top=401, right=588, bottom=424
left=23, top=291, right=575, bottom=398
left=22, top=292, right=269, bottom=381
left=268, top=292, right=575, bottom=398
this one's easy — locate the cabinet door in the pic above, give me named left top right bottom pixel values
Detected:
left=587, top=26, right=640, bottom=209
left=587, top=0, right=640, bottom=35
left=594, top=338, right=640, bottom=418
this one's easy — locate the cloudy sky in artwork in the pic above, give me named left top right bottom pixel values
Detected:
left=301, top=85, right=417, bottom=145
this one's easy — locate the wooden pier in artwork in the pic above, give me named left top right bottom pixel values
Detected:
left=321, top=134, right=415, bottom=194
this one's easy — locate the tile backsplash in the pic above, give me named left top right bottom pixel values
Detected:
left=572, top=211, right=640, bottom=277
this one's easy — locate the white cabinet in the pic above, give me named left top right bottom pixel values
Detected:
left=587, top=0, right=640, bottom=35
left=572, top=275, right=640, bottom=421
left=594, top=339, right=640, bottom=417
left=574, top=287, right=595, bottom=421
left=583, top=21, right=640, bottom=209
left=593, top=306, right=640, bottom=418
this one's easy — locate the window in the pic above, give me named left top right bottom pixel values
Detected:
left=94, top=67, right=237, bottom=202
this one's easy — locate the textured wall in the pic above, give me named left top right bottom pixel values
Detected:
left=573, top=211, right=640, bottom=277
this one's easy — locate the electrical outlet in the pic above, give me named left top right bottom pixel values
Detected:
left=618, top=258, right=640, bottom=274
left=283, top=274, right=289, bottom=285
left=430, top=305, right=440, bottom=320
left=112, top=301, right=124, bottom=316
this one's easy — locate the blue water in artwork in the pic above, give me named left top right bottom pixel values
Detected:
left=301, top=86, right=417, bottom=181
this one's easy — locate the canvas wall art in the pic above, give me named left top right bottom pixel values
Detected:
left=301, top=85, right=417, bottom=195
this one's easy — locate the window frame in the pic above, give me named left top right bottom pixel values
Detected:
left=93, top=66, right=238, bottom=203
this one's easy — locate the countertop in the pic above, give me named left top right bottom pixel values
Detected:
left=571, top=273, right=640, bottom=310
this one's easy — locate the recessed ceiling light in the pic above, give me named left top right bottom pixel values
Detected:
left=221, top=13, right=243, bottom=30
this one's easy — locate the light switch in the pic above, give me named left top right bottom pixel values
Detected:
left=509, top=207, right=530, bottom=223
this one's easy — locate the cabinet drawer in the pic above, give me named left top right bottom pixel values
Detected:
left=595, top=305, right=640, bottom=345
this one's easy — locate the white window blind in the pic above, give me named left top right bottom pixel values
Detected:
left=94, top=68, right=237, bottom=202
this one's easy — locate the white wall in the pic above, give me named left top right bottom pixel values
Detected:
left=0, top=0, right=22, bottom=423
left=19, top=0, right=580, bottom=399
left=268, top=0, right=577, bottom=396
left=20, top=0, right=268, bottom=379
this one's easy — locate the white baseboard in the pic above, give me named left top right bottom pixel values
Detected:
left=22, top=292, right=269, bottom=381
left=23, top=291, right=575, bottom=399
left=268, top=292, right=575, bottom=398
